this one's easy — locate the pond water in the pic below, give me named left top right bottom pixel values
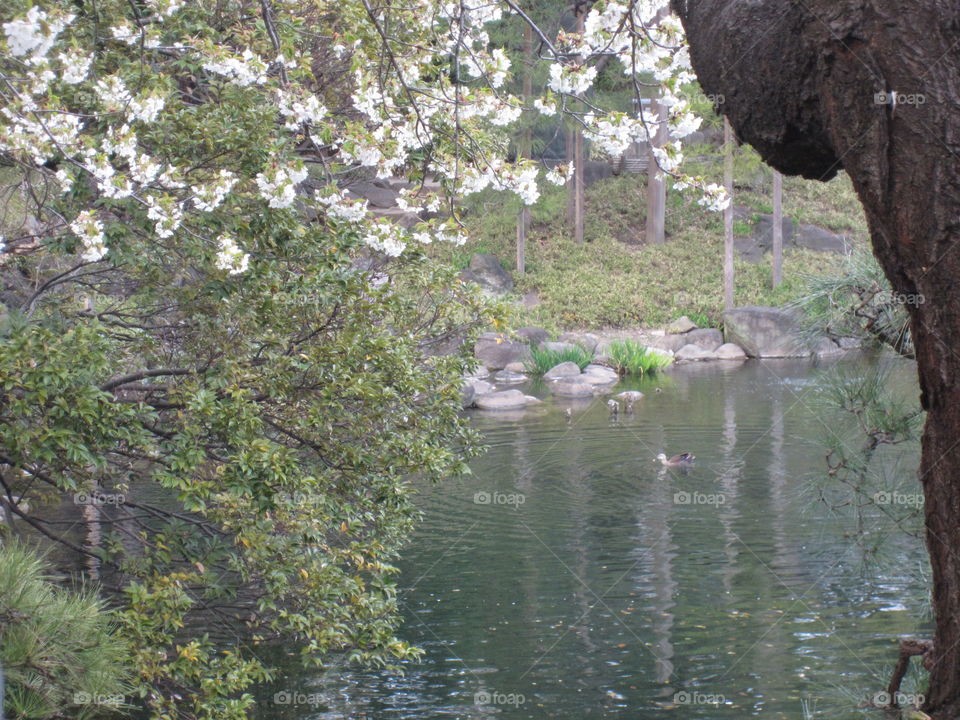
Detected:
left=255, top=356, right=930, bottom=719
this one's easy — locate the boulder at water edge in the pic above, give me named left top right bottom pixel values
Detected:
left=544, top=361, right=584, bottom=380
left=551, top=379, right=596, bottom=398
left=722, top=306, right=809, bottom=358
left=475, top=390, right=529, bottom=411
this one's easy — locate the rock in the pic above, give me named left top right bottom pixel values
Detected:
left=504, top=362, right=527, bottom=373
left=467, top=379, right=494, bottom=395
left=460, top=382, right=476, bottom=408
left=346, top=180, right=400, bottom=209
left=524, top=395, right=543, bottom=405
left=494, top=370, right=527, bottom=384
left=461, top=254, right=513, bottom=295
left=551, top=379, right=596, bottom=398
left=522, top=290, right=541, bottom=309
left=796, top=224, right=851, bottom=253
left=559, top=332, right=600, bottom=353
left=516, top=326, right=549, bottom=347
left=616, top=391, right=645, bottom=402
left=542, top=341, right=579, bottom=354
left=475, top=334, right=531, bottom=370
left=715, top=343, right=748, bottom=360
left=544, top=361, right=583, bottom=380
left=584, top=363, right=615, bottom=374
left=667, top=315, right=698, bottom=334
left=463, top=366, right=489, bottom=380
left=675, top=344, right=717, bottom=361
left=837, top=336, right=862, bottom=350
left=682, top=328, right=724, bottom=352
left=581, top=367, right=619, bottom=387
left=815, top=337, right=843, bottom=357
left=648, top=334, right=690, bottom=353
left=475, top=390, right=528, bottom=411
left=722, top=306, right=810, bottom=358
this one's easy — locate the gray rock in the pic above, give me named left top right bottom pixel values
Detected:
left=584, top=363, right=616, bottom=374
left=551, top=379, right=596, bottom=398
left=524, top=395, right=544, bottom=405
left=675, top=344, right=717, bottom=361
left=494, top=370, right=528, bottom=384
left=542, top=341, right=579, bottom=354
left=467, top=379, right=494, bottom=395
left=722, top=306, right=810, bottom=358
left=475, top=390, right=528, bottom=411
left=559, top=332, right=600, bottom=353
left=516, top=326, right=549, bottom=347
left=475, top=334, right=531, bottom=370
left=461, top=254, right=513, bottom=295
left=815, top=337, right=843, bottom=357
left=715, top=343, right=748, bottom=360
left=838, top=336, right=862, bottom=350
left=648, top=334, right=690, bottom=353
left=461, top=382, right=476, bottom=409
left=616, top=391, right=645, bottom=402
left=667, top=315, right=698, bottom=334
left=544, top=361, right=583, bottom=380
left=504, top=362, right=527, bottom=374
left=346, top=180, right=400, bottom=209
left=796, top=224, right=851, bottom=253
left=581, top=368, right=619, bottom=387
left=682, top=328, right=724, bottom=352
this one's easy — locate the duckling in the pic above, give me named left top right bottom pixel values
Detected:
left=607, top=399, right=619, bottom=415
left=655, top=452, right=695, bottom=467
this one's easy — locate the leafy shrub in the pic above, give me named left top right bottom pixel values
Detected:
left=525, top=343, right=594, bottom=375
left=607, top=340, right=673, bottom=376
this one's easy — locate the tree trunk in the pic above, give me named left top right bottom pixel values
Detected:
left=673, top=1, right=960, bottom=716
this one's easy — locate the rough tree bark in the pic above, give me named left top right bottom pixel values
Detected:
left=672, top=1, right=960, bottom=716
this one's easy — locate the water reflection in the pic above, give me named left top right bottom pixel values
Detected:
left=253, top=357, right=929, bottom=719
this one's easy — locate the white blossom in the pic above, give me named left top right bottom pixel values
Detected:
left=548, top=63, right=597, bottom=95
left=255, top=165, right=308, bottom=208
left=533, top=97, right=556, bottom=115
left=59, top=50, right=93, bottom=84
left=70, top=210, right=108, bottom=262
left=3, top=7, right=74, bottom=62
left=215, top=235, right=250, bottom=275
left=545, top=163, right=575, bottom=186
left=192, top=170, right=238, bottom=212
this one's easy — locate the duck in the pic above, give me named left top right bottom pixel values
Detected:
left=655, top=452, right=695, bottom=467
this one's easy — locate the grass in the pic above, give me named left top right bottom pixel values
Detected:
left=428, top=143, right=868, bottom=331
left=606, top=339, right=673, bottom=376
left=525, top=343, right=594, bottom=375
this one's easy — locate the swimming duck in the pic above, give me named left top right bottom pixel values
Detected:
left=655, top=452, right=695, bottom=467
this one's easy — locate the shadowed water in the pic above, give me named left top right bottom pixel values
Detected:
left=255, top=356, right=929, bottom=719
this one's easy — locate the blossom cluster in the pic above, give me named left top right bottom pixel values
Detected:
left=0, top=0, right=719, bottom=279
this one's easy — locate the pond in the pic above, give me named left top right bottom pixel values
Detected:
left=256, top=356, right=929, bottom=719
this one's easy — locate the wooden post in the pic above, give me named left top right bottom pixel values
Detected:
left=517, top=206, right=528, bottom=275
left=772, top=169, right=783, bottom=288
left=724, top=117, right=735, bottom=311
left=645, top=98, right=668, bottom=244
left=571, top=6, right=586, bottom=243
left=573, top=127, right=584, bottom=243
left=516, top=22, right=533, bottom=274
